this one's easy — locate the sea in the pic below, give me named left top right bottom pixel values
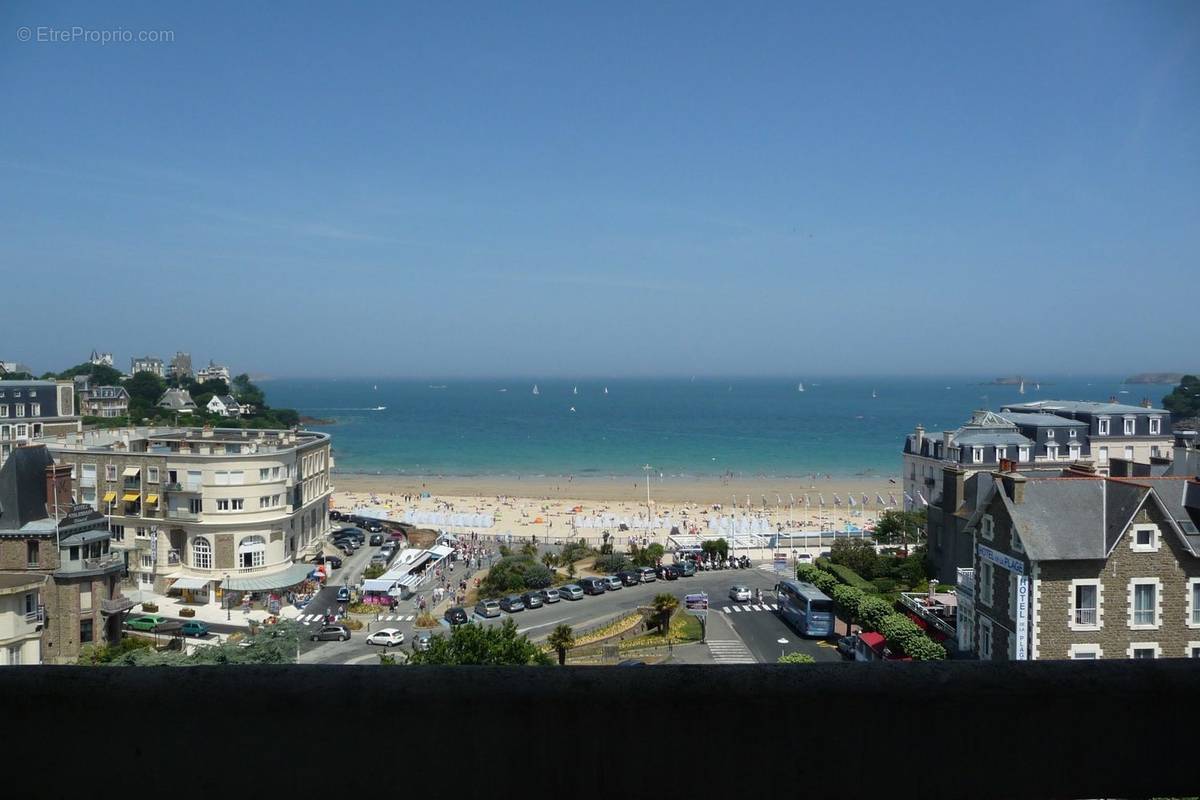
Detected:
left=261, top=376, right=1164, bottom=480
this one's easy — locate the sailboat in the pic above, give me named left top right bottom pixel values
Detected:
left=603, top=387, right=608, bottom=395
left=1018, top=379, right=1026, bottom=395
left=572, top=385, right=578, bottom=395
left=798, top=382, right=805, bottom=392
left=1035, top=382, right=1040, bottom=391
left=373, top=384, right=378, bottom=391
left=871, top=388, right=877, bottom=399
left=532, top=384, right=539, bottom=396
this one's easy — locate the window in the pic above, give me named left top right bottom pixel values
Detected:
left=110, top=524, right=124, bottom=541
left=1069, top=428, right=1077, bottom=438
left=1130, top=579, right=1160, bottom=629
left=147, top=467, right=159, bottom=483
left=1124, top=446, right=1133, bottom=461
left=1098, top=446, right=1108, bottom=463
left=978, top=617, right=993, bottom=660
left=259, top=468, right=270, bottom=481
left=105, top=464, right=117, bottom=481
left=229, top=471, right=244, bottom=485
left=272, top=466, right=281, bottom=480
left=216, top=499, right=230, bottom=511
left=15, top=424, right=25, bottom=437
left=238, top=535, right=266, bottom=568
left=0, top=405, right=6, bottom=418
left=15, top=405, right=24, bottom=417
left=187, top=470, right=202, bottom=490
left=1131, top=525, right=1158, bottom=552
left=188, top=498, right=202, bottom=514
left=1189, top=579, right=1200, bottom=628
left=81, top=464, right=96, bottom=486
left=30, top=403, right=40, bottom=416
left=140, top=554, right=153, bottom=569
left=231, top=498, right=244, bottom=510
left=1190, top=644, right=1200, bottom=658
left=981, top=514, right=994, bottom=541
left=971, top=447, right=983, bottom=464
left=1124, top=417, right=1135, bottom=436
left=1018, top=446, right=1030, bottom=461
left=1046, top=429, right=1055, bottom=439
left=1098, top=418, right=1110, bottom=435
left=1071, top=582, right=1100, bottom=629
left=79, top=619, right=93, bottom=644
left=215, top=471, right=230, bottom=486
left=26, top=540, right=38, bottom=567
left=995, top=446, right=1006, bottom=461
left=1011, top=532, right=1023, bottom=553
left=192, top=537, right=212, bottom=570
left=979, top=561, right=994, bottom=606
left=1149, top=417, right=1161, bottom=435
left=1128, top=643, right=1159, bottom=659
left=80, top=585, right=92, bottom=611
left=1069, top=644, right=1100, bottom=659
left=260, top=496, right=272, bottom=509
left=1046, top=444, right=1059, bottom=459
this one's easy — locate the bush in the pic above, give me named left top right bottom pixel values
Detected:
left=559, top=540, right=594, bottom=566
left=829, top=538, right=880, bottom=579
left=141, top=603, right=158, bottom=613
left=871, top=577, right=897, bottom=595
left=902, top=635, right=947, bottom=661
left=830, top=584, right=865, bottom=623
left=824, top=562, right=876, bottom=592
left=593, top=553, right=630, bottom=574
left=522, top=564, right=553, bottom=590
left=363, top=564, right=386, bottom=580
left=480, top=556, right=534, bottom=597
left=339, top=618, right=364, bottom=631
left=796, top=564, right=822, bottom=583
left=413, top=612, right=438, bottom=629
left=778, top=652, right=816, bottom=664
left=857, top=596, right=894, bottom=631
left=879, top=612, right=922, bottom=645
left=178, top=607, right=196, bottom=618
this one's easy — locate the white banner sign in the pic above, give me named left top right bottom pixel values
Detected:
left=977, top=544, right=1025, bottom=575
left=1014, top=575, right=1030, bottom=661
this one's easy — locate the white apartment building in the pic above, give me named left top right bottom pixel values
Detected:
left=48, top=426, right=333, bottom=603
left=0, top=574, right=45, bottom=666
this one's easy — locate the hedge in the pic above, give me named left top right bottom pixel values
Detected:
left=823, top=562, right=876, bottom=593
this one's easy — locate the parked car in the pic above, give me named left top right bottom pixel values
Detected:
left=364, top=521, right=384, bottom=533
left=617, top=570, right=641, bottom=587
left=369, top=534, right=384, bottom=547
left=310, top=624, right=351, bottom=642
left=336, top=586, right=351, bottom=603
left=499, top=595, right=525, bottom=613
left=125, top=614, right=167, bottom=632
left=602, top=575, right=623, bottom=591
left=370, top=552, right=388, bottom=565
left=413, top=630, right=434, bottom=652
left=444, top=607, right=469, bottom=626
left=579, top=577, right=607, bottom=595
left=334, top=542, right=356, bottom=556
left=180, top=621, right=209, bottom=637
left=366, top=628, right=405, bottom=647
left=475, top=599, right=501, bottom=618
left=558, top=584, right=584, bottom=601
left=655, top=565, right=679, bottom=581
left=674, top=560, right=696, bottom=577
left=521, top=591, right=544, bottom=609
left=315, top=554, right=343, bottom=569
left=636, top=567, right=657, bottom=583
left=796, top=553, right=813, bottom=564
left=729, top=585, right=752, bottom=602
left=538, top=588, right=561, bottom=604
left=334, top=527, right=366, bottom=543
left=329, top=510, right=344, bottom=521
left=836, top=634, right=859, bottom=660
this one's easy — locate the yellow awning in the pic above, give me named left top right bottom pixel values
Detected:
left=122, top=492, right=140, bottom=502
left=122, top=467, right=141, bottom=478
left=145, top=494, right=159, bottom=505
left=103, top=491, right=117, bottom=503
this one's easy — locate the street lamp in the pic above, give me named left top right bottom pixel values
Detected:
left=777, top=637, right=789, bottom=660
left=225, top=573, right=230, bottom=620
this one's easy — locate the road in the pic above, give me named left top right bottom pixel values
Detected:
left=299, top=555, right=848, bottom=665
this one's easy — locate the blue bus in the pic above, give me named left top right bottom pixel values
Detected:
left=775, top=579, right=835, bottom=637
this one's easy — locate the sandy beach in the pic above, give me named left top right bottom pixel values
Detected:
left=329, top=473, right=903, bottom=545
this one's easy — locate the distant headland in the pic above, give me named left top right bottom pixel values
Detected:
left=1124, top=373, right=1187, bottom=385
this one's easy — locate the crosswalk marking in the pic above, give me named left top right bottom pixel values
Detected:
left=731, top=605, right=743, bottom=612
left=721, top=604, right=778, bottom=615
left=721, top=606, right=732, bottom=613
left=770, top=603, right=778, bottom=611
left=750, top=604, right=763, bottom=611
left=707, top=639, right=756, bottom=664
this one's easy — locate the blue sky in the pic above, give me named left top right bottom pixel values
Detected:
left=1, top=2, right=1198, bottom=378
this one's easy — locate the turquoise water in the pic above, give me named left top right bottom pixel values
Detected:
left=262, top=376, right=1156, bottom=478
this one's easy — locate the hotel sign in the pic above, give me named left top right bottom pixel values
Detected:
left=977, top=544, right=1025, bottom=575
left=1014, top=575, right=1030, bottom=661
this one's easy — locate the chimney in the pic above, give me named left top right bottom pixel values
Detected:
left=1066, top=461, right=1097, bottom=477
left=942, top=465, right=965, bottom=513
left=1142, top=397, right=1153, bottom=409
left=943, top=431, right=953, bottom=450
left=1000, top=472, right=1027, bottom=504
left=1108, top=395, right=1118, bottom=404
left=44, top=463, right=74, bottom=517
left=914, top=424, right=925, bottom=448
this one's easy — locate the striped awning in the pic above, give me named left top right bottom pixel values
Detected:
left=122, top=492, right=140, bottom=502
left=102, top=491, right=117, bottom=503
left=144, top=494, right=158, bottom=505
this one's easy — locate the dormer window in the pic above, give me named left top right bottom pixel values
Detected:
left=1019, top=446, right=1030, bottom=461
left=1069, top=429, right=1077, bottom=438
left=972, top=447, right=984, bottom=464
left=996, top=446, right=1006, bottom=460
left=1149, top=417, right=1161, bottom=435
left=1124, top=417, right=1136, bottom=436
left=1098, top=418, right=1110, bottom=435
left=1047, top=429, right=1055, bottom=439
left=1047, top=444, right=1059, bottom=459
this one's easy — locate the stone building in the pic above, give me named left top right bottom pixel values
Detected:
left=959, top=465, right=1200, bottom=660
left=0, top=379, right=80, bottom=468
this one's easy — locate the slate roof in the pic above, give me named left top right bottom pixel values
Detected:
left=954, top=431, right=1032, bottom=447
left=0, top=446, right=52, bottom=532
left=999, top=412, right=1089, bottom=428
left=1002, top=400, right=1166, bottom=416
left=158, top=389, right=197, bottom=409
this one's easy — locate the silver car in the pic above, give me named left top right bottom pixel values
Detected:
left=603, top=576, right=623, bottom=591
left=729, top=585, right=752, bottom=602
left=558, top=584, right=584, bottom=601
left=539, top=588, right=561, bottom=604
left=474, top=599, right=501, bottom=618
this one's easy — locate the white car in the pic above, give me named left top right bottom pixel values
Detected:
left=366, top=628, right=405, bottom=647
left=729, top=586, right=752, bottom=602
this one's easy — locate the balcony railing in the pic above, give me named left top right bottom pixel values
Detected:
left=100, top=595, right=135, bottom=614
left=84, top=552, right=125, bottom=571
left=162, top=482, right=183, bottom=492
left=167, top=509, right=201, bottom=521
left=24, top=607, right=44, bottom=624
left=167, top=550, right=181, bottom=566
left=1074, top=607, right=1098, bottom=626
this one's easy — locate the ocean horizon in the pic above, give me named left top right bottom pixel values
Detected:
left=262, top=376, right=1166, bottom=479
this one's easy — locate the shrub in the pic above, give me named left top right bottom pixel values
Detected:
left=559, top=540, right=593, bottom=566
left=339, top=618, right=364, bottom=631
left=879, top=612, right=922, bottom=645
left=413, top=612, right=438, bottom=629
left=363, top=564, right=386, bottom=580
left=902, top=636, right=947, bottom=661
left=178, top=607, right=196, bottom=618
left=830, top=584, right=865, bottom=623
left=809, top=570, right=839, bottom=596
left=522, top=564, right=553, bottom=590
left=829, top=538, right=880, bottom=579
left=348, top=602, right=375, bottom=614
left=778, top=652, right=816, bottom=664
left=796, top=564, right=822, bottom=583
left=857, top=596, right=894, bottom=631
left=824, top=562, right=876, bottom=592
left=480, top=556, right=534, bottom=597
left=141, top=602, right=159, bottom=613
left=593, top=553, right=630, bottom=574
left=871, top=577, right=897, bottom=595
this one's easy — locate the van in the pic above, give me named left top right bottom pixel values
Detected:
left=636, top=567, right=657, bottom=583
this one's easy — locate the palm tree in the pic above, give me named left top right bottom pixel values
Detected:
left=651, top=593, right=679, bottom=635
left=541, top=552, right=557, bottom=570
left=547, top=624, right=575, bottom=666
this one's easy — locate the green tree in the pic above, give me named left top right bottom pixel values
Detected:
left=363, top=563, right=386, bottom=579
left=902, top=635, right=947, bottom=661
left=519, top=542, right=537, bottom=558
left=778, top=652, right=816, bottom=664
left=701, top=538, right=729, bottom=561
left=873, top=509, right=926, bottom=553
left=521, top=564, right=552, bottom=589
left=830, top=584, right=865, bottom=634
left=565, top=560, right=577, bottom=578
left=124, top=371, right=166, bottom=405
left=58, top=361, right=122, bottom=385
left=231, top=373, right=266, bottom=408
left=829, top=538, right=879, bottom=579
left=546, top=624, right=575, bottom=666
left=857, top=595, right=894, bottom=631
left=651, top=593, right=679, bottom=633
left=408, top=619, right=551, bottom=665
left=541, top=551, right=558, bottom=570
left=195, top=378, right=230, bottom=397
left=1163, top=375, right=1200, bottom=419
